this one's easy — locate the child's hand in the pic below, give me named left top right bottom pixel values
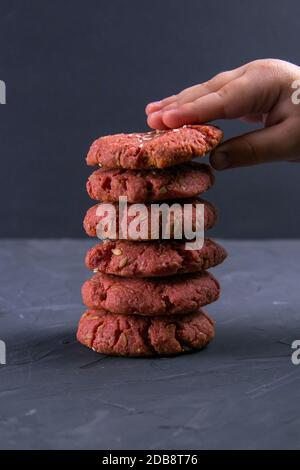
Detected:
left=145, top=59, right=300, bottom=169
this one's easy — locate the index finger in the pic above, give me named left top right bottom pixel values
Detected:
left=154, top=67, right=280, bottom=129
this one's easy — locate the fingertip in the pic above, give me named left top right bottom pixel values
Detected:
left=209, top=150, right=230, bottom=170
left=146, top=95, right=177, bottom=116
left=162, top=101, right=201, bottom=128
left=145, top=101, right=162, bottom=115
left=146, top=114, right=156, bottom=129
left=161, top=109, right=183, bottom=128
left=147, top=111, right=168, bottom=130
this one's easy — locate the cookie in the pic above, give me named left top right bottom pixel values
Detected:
left=86, top=125, right=223, bottom=169
left=86, top=163, right=214, bottom=203
left=83, top=197, right=217, bottom=240
left=86, top=239, right=227, bottom=277
left=77, top=309, right=215, bottom=357
left=81, top=271, right=220, bottom=316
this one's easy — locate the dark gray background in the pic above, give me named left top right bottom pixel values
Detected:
left=0, top=0, right=299, bottom=238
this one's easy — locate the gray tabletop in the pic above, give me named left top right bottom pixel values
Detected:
left=0, top=239, right=299, bottom=450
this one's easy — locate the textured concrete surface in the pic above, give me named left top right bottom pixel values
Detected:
left=0, top=239, right=299, bottom=450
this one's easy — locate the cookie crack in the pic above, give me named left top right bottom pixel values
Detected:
left=91, top=319, right=104, bottom=350
left=174, top=321, right=189, bottom=352
left=161, top=293, right=174, bottom=312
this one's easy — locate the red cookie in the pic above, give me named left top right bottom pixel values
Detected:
left=86, top=239, right=227, bottom=277
left=81, top=272, right=220, bottom=316
left=83, top=197, right=218, bottom=240
left=86, top=163, right=214, bottom=203
left=77, top=309, right=215, bottom=357
left=86, top=125, right=223, bottom=169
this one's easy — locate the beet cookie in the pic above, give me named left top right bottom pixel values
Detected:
left=77, top=309, right=215, bottom=357
left=86, top=163, right=214, bottom=203
left=86, top=239, right=227, bottom=277
left=82, top=271, right=220, bottom=316
left=86, top=125, right=223, bottom=169
left=83, top=197, right=217, bottom=240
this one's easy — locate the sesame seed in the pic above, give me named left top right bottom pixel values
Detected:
left=111, top=248, right=122, bottom=256
left=119, top=257, right=128, bottom=268
left=159, top=186, right=167, bottom=194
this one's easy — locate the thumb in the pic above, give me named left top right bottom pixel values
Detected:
left=210, top=119, right=299, bottom=170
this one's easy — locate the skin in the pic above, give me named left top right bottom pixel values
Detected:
left=145, top=59, right=300, bottom=169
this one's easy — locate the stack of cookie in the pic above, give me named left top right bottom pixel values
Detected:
left=77, top=125, right=226, bottom=357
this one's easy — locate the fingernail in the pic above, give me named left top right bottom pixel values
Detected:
left=211, top=151, right=229, bottom=170
left=149, top=110, right=162, bottom=118
left=147, top=101, right=162, bottom=110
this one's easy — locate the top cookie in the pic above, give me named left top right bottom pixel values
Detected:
left=86, top=124, right=223, bottom=169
